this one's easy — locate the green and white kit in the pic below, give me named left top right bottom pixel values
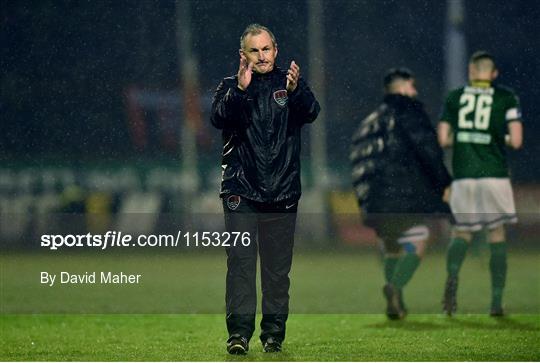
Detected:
left=440, top=81, right=522, bottom=230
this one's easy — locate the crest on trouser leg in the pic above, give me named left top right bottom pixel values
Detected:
left=227, top=195, right=241, bottom=210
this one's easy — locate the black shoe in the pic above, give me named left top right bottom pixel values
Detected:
left=227, top=335, right=249, bottom=355
left=262, top=337, right=282, bottom=353
left=383, top=284, right=405, bottom=320
left=442, top=276, right=458, bottom=316
left=490, top=306, right=505, bottom=317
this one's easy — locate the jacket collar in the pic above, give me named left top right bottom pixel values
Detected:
left=383, top=93, right=423, bottom=109
left=383, top=93, right=414, bottom=103
left=252, top=66, right=280, bottom=80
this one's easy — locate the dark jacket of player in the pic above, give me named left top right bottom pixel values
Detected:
left=211, top=66, right=320, bottom=203
left=350, top=94, right=452, bottom=214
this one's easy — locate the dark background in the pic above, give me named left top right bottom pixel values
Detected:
left=2, top=0, right=538, bottom=181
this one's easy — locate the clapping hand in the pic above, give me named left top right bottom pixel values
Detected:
left=237, top=56, right=253, bottom=91
left=286, top=61, right=300, bottom=93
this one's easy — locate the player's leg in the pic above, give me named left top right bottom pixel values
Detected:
left=447, top=229, right=472, bottom=277
left=443, top=229, right=472, bottom=316
left=481, top=178, right=517, bottom=316
left=444, top=179, right=477, bottom=315
left=446, top=179, right=476, bottom=280
left=381, top=237, right=404, bottom=318
left=223, top=195, right=258, bottom=354
left=390, top=224, right=428, bottom=292
left=366, top=217, right=399, bottom=284
left=383, top=230, right=426, bottom=320
left=365, top=216, right=406, bottom=319
left=487, top=225, right=507, bottom=316
left=378, top=217, right=428, bottom=319
left=384, top=251, right=400, bottom=287
left=258, top=201, right=298, bottom=351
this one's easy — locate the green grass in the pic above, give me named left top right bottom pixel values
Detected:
left=1, top=250, right=539, bottom=360
left=1, top=314, right=539, bottom=361
left=1, top=250, right=539, bottom=314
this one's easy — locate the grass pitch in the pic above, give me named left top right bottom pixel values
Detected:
left=1, top=250, right=539, bottom=361
left=2, top=314, right=539, bottom=361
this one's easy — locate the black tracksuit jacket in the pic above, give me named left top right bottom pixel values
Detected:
left=350, top=94, right=452, bottom=214
left=211, top=66, right=320, bottom=203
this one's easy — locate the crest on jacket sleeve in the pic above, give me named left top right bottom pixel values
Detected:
left=273, top=90, right=288, bottom=106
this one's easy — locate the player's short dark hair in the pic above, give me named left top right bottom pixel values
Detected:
left=383, top=67, right=414, bottom=91
left=469, top=50, right=497, bottom=69
left=240, top=23, right=277, bottom=50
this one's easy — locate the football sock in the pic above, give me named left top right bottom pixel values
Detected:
left=490, top=242, right=507, bottom=308
left=391, top=253, right=420, bottom=289
left=446, top=237, right=469, bottom=278
left=384, top=256, right=399, bottom=283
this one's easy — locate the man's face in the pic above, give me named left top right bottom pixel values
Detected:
left=240, top=30, right=278, bottom=74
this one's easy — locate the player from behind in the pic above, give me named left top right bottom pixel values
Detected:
left=350, top=68, right=452, bottom=320
left=439, top=51, right=523, bottom=317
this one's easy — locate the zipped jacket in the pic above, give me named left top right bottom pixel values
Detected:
left=211, top=67, right=320, bottom=203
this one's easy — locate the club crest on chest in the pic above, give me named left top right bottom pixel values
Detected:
left=273, top=89, right=288, bottom=106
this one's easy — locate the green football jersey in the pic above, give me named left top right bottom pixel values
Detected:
left=440, top=82, right=522, bottom=179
